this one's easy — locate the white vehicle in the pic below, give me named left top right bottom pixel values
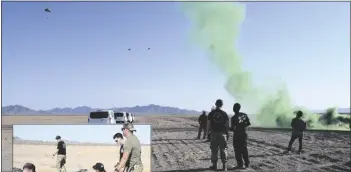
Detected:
left=131, top=113, right=135, bottom=123
left=88, top=110, right=116, bottom=124
left=114, top=112, right=129, bottom=123
left=126, top=113, right=135, bottom=123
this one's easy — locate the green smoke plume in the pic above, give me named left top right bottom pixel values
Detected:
left=182, top=2, right=350, bottom=130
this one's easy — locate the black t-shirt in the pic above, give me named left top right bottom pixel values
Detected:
left=57, top=141, right=66, bottom=155
left=119, top=144, right=130, bottom=167
left=198, top=114, right=207, bottom=125
left=208, top=108, right=229, bottom=132
left=231, top=112, right=251, bottom=135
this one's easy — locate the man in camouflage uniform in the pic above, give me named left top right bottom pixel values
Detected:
left=115, top=123, right=143, bottom=172
left=197, top=111, right=207, bottom=139
left=207, top=99, right=229, bottom=171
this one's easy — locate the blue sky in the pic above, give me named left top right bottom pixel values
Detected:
left=2, top=2, right=350, bottom=113
left=13, top=124, right=151, bottom=144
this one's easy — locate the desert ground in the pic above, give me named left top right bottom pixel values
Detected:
left=2, top=115, right=351, bottom=172
left=12, top=143, right=151, bottom=172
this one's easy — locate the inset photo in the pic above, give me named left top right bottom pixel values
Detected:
left=13, top=124, right=151, bottom=172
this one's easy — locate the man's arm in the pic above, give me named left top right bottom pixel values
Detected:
left=116, top=151, right=130, bottom=171
left=291, top=118, right=295, bottom=128
left=53, top=142, right=61, bottom=156
left=116, top=143, right=131, bottom=171
left=198, top=115, right=202, bottom=124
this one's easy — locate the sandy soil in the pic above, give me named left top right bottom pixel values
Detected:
left=13, top=144, right=151, bottom=172
left=2, top=115, right=351, bottom=172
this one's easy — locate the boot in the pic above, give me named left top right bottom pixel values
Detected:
left=222, top=163, right=227, bottom=171
left=209, top=162, right=217, bottom=170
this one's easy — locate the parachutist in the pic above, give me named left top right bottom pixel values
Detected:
left=128, top=48, right=131, bottom=51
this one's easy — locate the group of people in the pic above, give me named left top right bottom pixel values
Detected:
left=21, top=123, right=144, bottom=172
left=197, top=99, right=307, bottom=171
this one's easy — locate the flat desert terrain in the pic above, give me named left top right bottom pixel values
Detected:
left=13, top=144, right=151, bottom=172
left=2, top=115, right=351, bottom=172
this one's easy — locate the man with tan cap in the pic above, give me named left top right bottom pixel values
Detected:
left=115, top=123, right=143, bottom=172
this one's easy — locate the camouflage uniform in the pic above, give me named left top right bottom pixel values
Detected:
left=208, top=103, right=229, bottom=170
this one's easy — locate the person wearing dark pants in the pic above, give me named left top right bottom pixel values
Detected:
left=207, top=99, right=229, bottom=171
left=197, top=111, right=207, bottom=139
left=287, top=110, right=306, bottom=154
left=231, top=103, right=251, bottom=169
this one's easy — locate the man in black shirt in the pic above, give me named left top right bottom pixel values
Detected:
left=53, top=135, right=67, bottom=172
left=207, top=99, right=229, bottom=171
left=113, top=133, right=130, bottom=172
left=286, top=110, right=306, bottom=154
left=197, top=111, right=207, bottom=139
left=231, top=103, right=251, bottom=169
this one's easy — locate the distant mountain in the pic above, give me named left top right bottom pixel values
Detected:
left=2, top=104, right=200, bottom=115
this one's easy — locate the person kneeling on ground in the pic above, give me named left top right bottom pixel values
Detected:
left=113, top=132, right=130, bottom=172
left=93, top=162, right=106, bottom=172
left=23, top=163, right=36, bottom=172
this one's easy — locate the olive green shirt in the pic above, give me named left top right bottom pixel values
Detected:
left=124, top=134, right=143, bottom=167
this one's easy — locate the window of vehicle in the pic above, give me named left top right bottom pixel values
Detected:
left=114, top=113, right=124, bottom=117
left=90, top=112, right=109, bottom=119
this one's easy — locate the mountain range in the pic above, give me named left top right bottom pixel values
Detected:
left=2, top=104, right=201, bottom=115
left=2, top=105, right=349, bottom=116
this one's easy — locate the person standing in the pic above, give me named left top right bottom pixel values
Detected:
left=53, top=135, right=67, bottom=172
left=113, top=132, right=130, bottom=172
left=115, top=124, right=143, bottom=172
left=231, top=103, right=251, bottom=169
left=286, top=110, right=306, bottom=154
left=93, top=162, right=106, bottom=172
left=207, top=99, right=229, bottom=171
left=197, top=111, right=208, bottom=139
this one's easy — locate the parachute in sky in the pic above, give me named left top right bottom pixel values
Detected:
left=45, top=8, right=51, bottom=13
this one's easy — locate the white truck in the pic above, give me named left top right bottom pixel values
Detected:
left=88, top=110, right=116, bottom=124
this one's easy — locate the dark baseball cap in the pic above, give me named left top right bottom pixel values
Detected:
left=23, top=163, right=36, bottom=172
left=93, top=162, right=106, bottom=172
left=55, top=135, right=61, bottom=140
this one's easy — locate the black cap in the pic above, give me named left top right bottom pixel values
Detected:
left=55, top=135, right=61, bottom=140
left=93, top=162, right=105, bottom=172
left=23, top=163, right=36, bottom=172
left=215, top=99, right=223, bottom=107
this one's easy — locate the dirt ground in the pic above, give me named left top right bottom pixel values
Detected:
left=13, top=144, right=151, bottom=172
left=2, top=115, right=351, bottom=172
